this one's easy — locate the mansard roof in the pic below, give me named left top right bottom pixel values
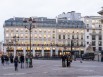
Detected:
left=4, top=17, right=85, bottom=28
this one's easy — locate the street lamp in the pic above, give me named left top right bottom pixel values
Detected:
left=7, top=42, right=13, bottom=55
left=71, top=40, right=73, bottom=54
left=13, top=35, right=19, bottom=57
left=23, top=17, right=36, bottom=68
left=70, top=39, right=77, bottom=60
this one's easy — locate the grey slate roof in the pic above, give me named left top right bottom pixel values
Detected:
left=4, top=17, right=85, bottom=28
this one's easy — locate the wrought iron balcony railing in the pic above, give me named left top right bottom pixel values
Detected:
left=3, top=43, right=85, bottom=47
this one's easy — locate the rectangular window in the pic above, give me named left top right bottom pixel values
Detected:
left=77, top=35, right=79, bottom=39
left=99, top=35, right=102, bottom=40
left=87, top=29, right=89, bottom=32
left=99, top=47, right=102, bottom=51
left=93, top=47, right=96, bottom=51
left=87, top=36, right=89, bottom=39
left=99, top=25, right=101, bottom=28
left=68, top=42, right=70, bottom=46
left=11, top=29, right=14, bottom=32
left=99, top=41, right=102, bottom=46
left=63, top=35, right=65, bottom=39
left=68, top=35, right=70, bottom=39
left=87, top=42, right=89, bottom=44
left=72, top=35, right=74, bottom=39
left=77, top=42, right=79, bottom=46
left=59, top=35, right=61, bottom=39
left=71, top=41, right=74, bottom=46
left=87, top=24, right=89, bottom=27
left=92, top=41, right=95, bottom=46
left=92, top=35, right=95, bottom=40
left=53, top=34, right=55, bottom=38
left=53, top=31, right=55, bottom=33
left=81, top=42, right=83, bottom=46
left=81, top=35, right=83, bottom=39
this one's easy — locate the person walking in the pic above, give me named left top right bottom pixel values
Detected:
left=14, top=56, right=19, bottom=71
left=66, top=53, right=72, bottom=67
left=20, top=54, right=24, bottom=69
left=5, top=55, right=9, bottom=65
left=1, top=55, right=5, bottom=66
left=10, top=54, right=14, bottom=63
left=25, top=55, right=29, bottom=68
left=61, top=54, right=66, bottom=67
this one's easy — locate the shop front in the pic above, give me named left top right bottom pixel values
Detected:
left=35, top=50, right=42, bottom=57
left=44, top=50, right=50, bottom=57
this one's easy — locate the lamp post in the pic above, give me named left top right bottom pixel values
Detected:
left=23, top=17, right=36, bottom=67
left=13, top=35, right=19, bottom=57
left=7, top=42, right=12, bottom=56
left=71, top=40, right=73, bottom=54
left=71, top=39, right=77, bottom=60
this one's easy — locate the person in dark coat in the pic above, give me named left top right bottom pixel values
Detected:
left=61, top=54, right=66, bottom=67
left=10, top=54, right=14, bottom=63
left=14, top=56, right=19, bottom=71
left=1, top=55, right=5, bottom=65
left=20, top=54, right=24, bottom=68
left=66, top=53, right=72, bottom=67
left=5, top=55, right=9, bottom=65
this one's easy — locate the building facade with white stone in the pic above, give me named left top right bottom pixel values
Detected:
left=3, top=17, right=85, bottom=57
left=57, top=11, right=81, bottom=20
left=4, top=9, right=103, bottom=58
left=82, top=16, right=102, bottom=53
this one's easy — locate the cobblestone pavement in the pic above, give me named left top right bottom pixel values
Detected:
left=0, top=60, right=103, bottom=77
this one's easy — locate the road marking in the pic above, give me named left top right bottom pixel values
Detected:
left=3, top=73, right=26, bottom=76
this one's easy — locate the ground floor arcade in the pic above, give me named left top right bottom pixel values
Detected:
left=3, top=46, right=84, bottom=57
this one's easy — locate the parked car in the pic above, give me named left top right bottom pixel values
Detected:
left=82, top=52, right=95, bottom=60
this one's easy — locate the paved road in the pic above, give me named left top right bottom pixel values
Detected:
left=0, top=60, right=103, bottom=77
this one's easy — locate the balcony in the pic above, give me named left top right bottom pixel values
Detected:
left=3, top=43, right=85, bottom=47
left=90, top=33, right=102, bottom=35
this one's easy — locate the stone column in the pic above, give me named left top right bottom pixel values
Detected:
left=33, top=48, right=35, bottom=57
left=56, top=47, right=58, bottom=56
left=3, top=47, right=7, bottom=54
left=62, top=48, right=63, bottom=55
left=23, top=47, right=26, bottom=57
left=50, top=47, right=53, bottom=57
left=42, top=47, right=44, bottom=57
left=14, top=47, right=16, bottom=57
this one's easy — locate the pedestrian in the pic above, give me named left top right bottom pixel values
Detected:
left=5, top=55, right=9, bottom=65
left=25, top=55, right=29, bottom=68
left=20, top=54, right=24, bottom=68
left=14, top=56, right=19, bottom=71
left=29, top=56, right=33, bottom=68
left=61, top=54, right=66, bottom=67
left=10, top=54, right=14, bottom=63
left=1, top=55, right=5, bottom=66
left=66, top=53, right=72, bottom=67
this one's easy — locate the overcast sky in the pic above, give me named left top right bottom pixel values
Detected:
left=0, top=0, right=103, bottom=41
